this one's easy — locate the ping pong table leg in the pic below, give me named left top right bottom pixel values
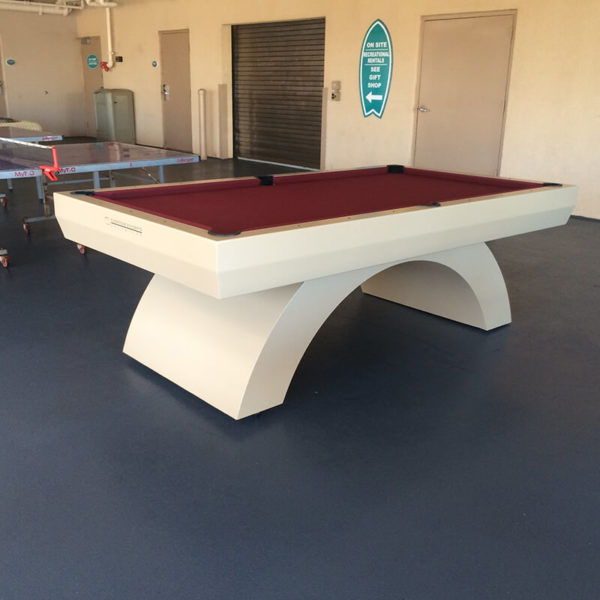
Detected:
left=22, top=177, right=56, bottom=232
left=35, top=176, right=44, bottom=201
left=0, top=247, right=9, bottom=268
left=7, top=178, right=13, bottom=192
left=157, top=166, right=164, bottom=183
left=93, top=172, right=101, bottom=189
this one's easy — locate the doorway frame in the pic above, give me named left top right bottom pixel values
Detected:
left=411, top=9, right=518, bottom=175
left=228, top=17, right=327, bottom=170
left=0, top=36, right=8, bottom=116
left=159, top=28, right=193, bottom=152
left=79, top=35, right=103, bottom=137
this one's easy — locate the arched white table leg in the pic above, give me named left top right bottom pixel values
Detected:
left=361, top=243, right=511, bottom=331
left=123, top=263, right=390, bottom=419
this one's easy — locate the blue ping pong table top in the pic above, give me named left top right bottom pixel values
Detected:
left=0, top=126, right=63, bottom=142
left=0, top=141, right=199, bottom=180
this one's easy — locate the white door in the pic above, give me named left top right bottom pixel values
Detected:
left=159, top=30, right=192, bottom=152
left=80, top=36, right=103, bottom=137
left=413, top=13, right=515, bottom=175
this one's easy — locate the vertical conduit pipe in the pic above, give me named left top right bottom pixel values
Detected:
left=105, top=7, right=115, bottom=70
left=198, top=89, right=208, bottom=160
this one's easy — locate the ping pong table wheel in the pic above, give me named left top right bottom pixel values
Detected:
left=0, top=255, right=9, bottom=268
left=23, top=222, right=31, bottom=234
left=0, top=195, right=7, bottom=208
left=77, top=244, right=86, bottom=255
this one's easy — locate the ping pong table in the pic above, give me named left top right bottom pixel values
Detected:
left=0, top=140, right=198, bottom=198
left=0, top=128, right=64, bottom=265
left=0, top=127, right=63, bottom=207
left=0, top=137, right=198, bottom=266
left=0, top=126, right=63, bottom=143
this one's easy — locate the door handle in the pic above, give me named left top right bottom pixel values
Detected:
left=0, top=80, right=4, bottom=96
left=417, top=105, right=430, bottom=112
left=161, top=83, right=169, bottom=100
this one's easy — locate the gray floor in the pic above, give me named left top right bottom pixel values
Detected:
left=1, top=157, right=599, bottom=600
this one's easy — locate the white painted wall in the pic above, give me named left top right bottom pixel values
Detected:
left=1, top=1, right=599, bottom=217
left=0, top=11, right=85, bottom=134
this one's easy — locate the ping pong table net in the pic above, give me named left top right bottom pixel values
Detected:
left=0, top=137, right=60, bottom=181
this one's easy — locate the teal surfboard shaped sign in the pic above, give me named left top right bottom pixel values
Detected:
left=359, top=19, right=393, bottom=118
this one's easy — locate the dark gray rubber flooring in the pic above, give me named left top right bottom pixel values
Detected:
left=1, top=157, right=598, bottom=600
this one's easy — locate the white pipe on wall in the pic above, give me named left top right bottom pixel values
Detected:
left=198, top=89, right=208, bottom=160
left=104, top=6, right=115, bottom=70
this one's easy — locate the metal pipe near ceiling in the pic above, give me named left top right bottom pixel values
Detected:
left=85, top=0, right=117, bottom=7
left=0, top=0, right=82, bottom=15
left=0, top=0, right=118, bottom=16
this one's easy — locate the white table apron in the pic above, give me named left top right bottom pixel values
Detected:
left=123, top=242, right=508, bottom=419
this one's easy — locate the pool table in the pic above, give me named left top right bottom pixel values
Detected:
left=54, top=166, right=576, bottom=419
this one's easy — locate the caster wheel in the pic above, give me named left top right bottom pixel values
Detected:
left=23, top=222, right=31, bottom=234
left=0, top=195, right=7, bottom=208
left=77, top=244, right=86, bottom=255
left=1, top=256, right=9, bottom=268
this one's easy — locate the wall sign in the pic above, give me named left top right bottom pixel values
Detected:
left=359, top=19, right=393, bottom=118
left=86, top=54, right=99, bottom=69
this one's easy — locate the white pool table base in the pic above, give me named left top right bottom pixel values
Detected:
left=123, top=242, right=509, bottom=419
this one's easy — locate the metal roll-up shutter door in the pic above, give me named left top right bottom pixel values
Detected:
left=232, top=18, right=325, bottom=170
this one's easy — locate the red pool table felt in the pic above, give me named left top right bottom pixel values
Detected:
left=88, top=166, right=544, bottom=236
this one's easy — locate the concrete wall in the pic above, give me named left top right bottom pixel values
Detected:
left=1, top=0, right=598, bottom=217
left=0, top=11, right=85, bottom=134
